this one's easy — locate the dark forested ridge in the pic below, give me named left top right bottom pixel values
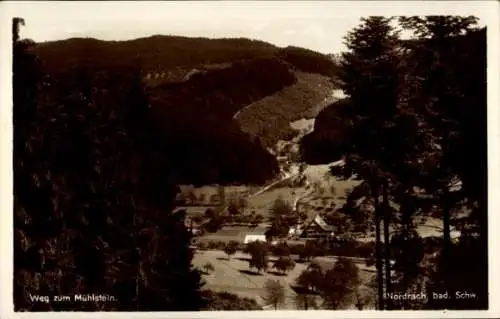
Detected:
left=33, top=36, right=276, bottom=74
left=33, top=35, right=338, bottom=78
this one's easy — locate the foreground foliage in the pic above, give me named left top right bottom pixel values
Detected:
left=300, top=16, right=487, bottom=310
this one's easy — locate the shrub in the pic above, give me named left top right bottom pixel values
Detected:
left=273, top=256, right=296, bottom=274
left=206, top=240, right=226, bottom=250
left=290, top=243, right=306, bottom=256
left=262, top=279, right=285, bottom=310
left=197, top=241, right=208, bottom=251
left=203, top=262, right=215, bottom=273
left=202, top=291, right=261, bottom=310
left=223, top=241, right=239, bottom=259
left=272, top=242, right=291, bottom=257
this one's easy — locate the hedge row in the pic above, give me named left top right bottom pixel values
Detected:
left=195, top=238, right=375, bottom=259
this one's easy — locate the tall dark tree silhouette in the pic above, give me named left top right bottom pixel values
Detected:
left=398, top=16, right=486, bottom=309
left=335, top=16, right=403, bottom=309
left=299, top=15, right=486, bottom=310
left=13, top=19, right=205, bottom=311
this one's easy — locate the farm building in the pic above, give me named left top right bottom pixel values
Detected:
left=184, top=216, right=203, bottom=236
left=299, top=214, right=335, bottom=239
left=288, top=225, right=303, bottom=238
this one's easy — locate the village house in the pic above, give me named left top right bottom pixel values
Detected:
left=296, top=214, right=335, bottom=239
left=184, top=216, right=203, bottom=236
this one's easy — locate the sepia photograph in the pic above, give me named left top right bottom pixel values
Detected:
left=2, top=1, right=498, bottom=316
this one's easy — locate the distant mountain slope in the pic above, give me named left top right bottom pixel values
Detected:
left=33, top=35, right=338, bottom=78
left=148, top=58, right=297, bottom=123
left=146, top=58, right=295, bottom=185
left=34, top=36, right=277, bottom=74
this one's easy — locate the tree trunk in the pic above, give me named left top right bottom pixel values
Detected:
left=442, top=191, right=451, bottom=292
left=382, top=180, right=392, bottom=309
left=132, top=195, right=140, bottom=310
left=372, top=183, right=384, bottom=310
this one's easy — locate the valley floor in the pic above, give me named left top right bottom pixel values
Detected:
left=193, top=249, right=376, bottom=310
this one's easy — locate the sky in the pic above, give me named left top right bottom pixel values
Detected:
left=2, top=1, right=493, bottom=55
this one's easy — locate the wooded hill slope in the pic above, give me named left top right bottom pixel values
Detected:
left=31, top=35, right=340, bottom=185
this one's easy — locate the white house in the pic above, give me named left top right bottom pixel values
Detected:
left=243, top=234, right=267, bottom=244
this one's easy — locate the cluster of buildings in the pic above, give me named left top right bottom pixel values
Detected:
left=243, top=214, right=336, bottom=246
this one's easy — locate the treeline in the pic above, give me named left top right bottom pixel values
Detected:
left=33, top=35, right=338, bottom=79
left=34, top=36, right=277, bottom=74
left=300, top=17, right=486, bottom=310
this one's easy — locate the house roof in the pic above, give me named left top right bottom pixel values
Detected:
left=311, top=214, right=335, bottom=232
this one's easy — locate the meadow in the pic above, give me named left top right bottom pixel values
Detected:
left=192, top=249, right=376, bottom=309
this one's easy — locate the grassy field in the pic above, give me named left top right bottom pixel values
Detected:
left=244, top=163, right=359, bottom=217
left=199, top=225, right=268, bottom=242
left=246, top=186, right=306, bottom=217
left=193, top=250, right=376, bottom=310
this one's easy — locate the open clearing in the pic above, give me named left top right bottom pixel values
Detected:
left=193, top=250, right=376, bottom=309
left=199, top=225, right=267, bottom=242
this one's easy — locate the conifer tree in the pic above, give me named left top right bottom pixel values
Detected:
left=398, top=16, right=486, bottom=309
left=13, top=19, right=205, bottom=311
left=336, top=16, right=402, bottom=309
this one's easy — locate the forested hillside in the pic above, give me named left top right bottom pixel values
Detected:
left=236, top=72, right=336, bottom=148
left=30, top=35, right=340, bottom=185
left=142, top=57, right=299, bottom=185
